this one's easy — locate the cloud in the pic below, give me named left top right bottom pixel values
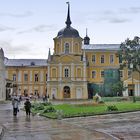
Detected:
left=0, top=24, right=15, bottom=32
left=120, top=7, right=140, bottom=14
left=0, top=40, right=48, bottom=59
left=0, top=40, right=33, bottom=55
left=0, top=11, right=33, bottom=18
left=99, top=17, right=130, bottom=23
left=18, top=24, right=57, bottom=34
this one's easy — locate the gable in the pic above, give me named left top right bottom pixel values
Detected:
left=56, top=55, right=81, bottom=63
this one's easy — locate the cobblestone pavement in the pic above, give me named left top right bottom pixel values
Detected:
left=0, top=102, right=117, bottom=140
left=63, top=111, right=140, bottom=140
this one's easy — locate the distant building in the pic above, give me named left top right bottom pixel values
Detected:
left=4, top=4, right=140, bottom=99
left=0, top=48, right=6, bottom=100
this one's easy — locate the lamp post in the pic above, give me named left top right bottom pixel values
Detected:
left=130, top=63, right=136, bottom=102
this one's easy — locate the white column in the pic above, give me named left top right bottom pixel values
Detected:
left=47, top=64, right=50, bottom=81
left=30, top=71, right=32, bottom=82
left=71, top=63, right=74, bottom=81
left=72, top=38, right=73, bottom=53
left=134, top=84, right=138, bottom=96
left=61, top=39, right=62, bottom=54
left=123, top=83, right=128, bottom=96
left=83, top=62, right=86, bottom=81
left=18, top=71, right=21, bottom=82
left=59, top=63, right=62, bottom=81
left=138, top=84, right=140, bottom=96
left=40, top=70, right=43, bottom=82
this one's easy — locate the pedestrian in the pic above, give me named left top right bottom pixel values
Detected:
left=24, top=98, right=31, bottom=116
left=12, top=95, right=20, bottom=116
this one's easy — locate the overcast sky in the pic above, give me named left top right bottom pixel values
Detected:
left=0, top=0, right=140, bottom=59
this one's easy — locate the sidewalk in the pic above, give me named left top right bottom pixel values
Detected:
left=0, top=102, right=117, bottom=140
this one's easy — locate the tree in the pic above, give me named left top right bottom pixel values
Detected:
left=119, top=36, right=140, bottom=73
left=118, top=36, right=140, bottom=102
left=111, top=81, right=127, bottom=96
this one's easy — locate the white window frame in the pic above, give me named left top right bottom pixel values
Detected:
left=13, top=74, right=16, bottom=81
left=24, top=73, right=28, bottom=82
left=110, top=54, right=114, bottom=64
left=101, top=70, right=104, bottom=78
left=34, top=73, right=39, bottom=82
left=64, top=42, right=70, bottom=54
left=92, top=54, right=96, bottom=63
left=92, top=71, right=96, bottom=78
left=100, top=55, right=105, bottom=64
left=64, top=67, right=70, bottom=78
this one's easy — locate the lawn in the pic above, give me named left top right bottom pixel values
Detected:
left=31, top=101, right=140, bottom=119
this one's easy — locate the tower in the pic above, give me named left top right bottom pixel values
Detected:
left=0, top=48, right=6, bottom=100
left=47, top=2, right=88, bottom=99
left=84, top=28, right=90, bottom=45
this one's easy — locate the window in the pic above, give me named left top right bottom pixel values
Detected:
left=46, top=73, right=48, bottom=81
left=52, top=68, right=56, bottom=78
left=110, top=55, right=114, bottom=64
left=92, top=71, right=96, bottom=78
left=65, top=43, right=69, bottom=54
left=101, top=55, right=104, bottom=63
left=34, top=74, right=39, bottom=82
left=120, top=70, right=123, bottom=78
left=34, top=90, right=38, bottom=96
left=64, top=68, right=69, bottom=77
left=24, top=73, right=28, bottom=81
left=128, top=70, right=132, bottom=77
left=92, top=55, right=96, bottom=63
left=77, top=68, right=81, bottom=78
left=13, top=74, right=16, bottom=81
left=101, top=71, right=104, bottom=78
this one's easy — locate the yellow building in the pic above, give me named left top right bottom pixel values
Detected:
left=4, top=3, right=140, bottom=99
left=5, top=59, right=47, bottom=97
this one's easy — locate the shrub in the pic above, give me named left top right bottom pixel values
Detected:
left=41, top=102, right=52, bottom=106
left=107, top=105, right=118, bottom=111
left=33, top=103, right=44, bottom=110
left=43, top=106, right=56, bottom=113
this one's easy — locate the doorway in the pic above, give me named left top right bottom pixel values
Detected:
left=63, top=86, right=70, bottom=98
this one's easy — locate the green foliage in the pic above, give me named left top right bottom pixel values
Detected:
left=41, top=102, right=52, bottom=106
left=32, top=103, right=44, bottom=110
left=111, top=81, right=127, bottom=94
left=118, top=36, right=140, bottom=73
left=32, top=102, right=140, bottom=119
left=107, top=105, right=118, bottom=111
left=43, top=106, right=56, bottom=113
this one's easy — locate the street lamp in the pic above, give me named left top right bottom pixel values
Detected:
left=130, top=63, right=136, bottom=102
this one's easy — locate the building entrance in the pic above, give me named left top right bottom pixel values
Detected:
left=63, top=86, right=70, bottom=98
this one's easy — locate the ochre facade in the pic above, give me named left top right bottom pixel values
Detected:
left=5, top=4, right=140, bottom=99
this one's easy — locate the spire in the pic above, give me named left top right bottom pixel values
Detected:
left=86, top=28, right=88, bottom=37
left=84, top=28, right=90, bottom=45
left=65, top=2, right=72, bottom=27
left=48, top=48, right=51, bottom=62
left=0, top=48, right=4, bottom=60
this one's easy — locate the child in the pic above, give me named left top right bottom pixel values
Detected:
left=24, top=98, right=31, bottom=116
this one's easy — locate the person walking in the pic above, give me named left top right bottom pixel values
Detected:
left=24, top=98, right=31, bottom=116
left=12, top=95, right=20, bottom=116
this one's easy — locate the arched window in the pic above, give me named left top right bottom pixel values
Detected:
left=77, top=68, right=82, bottom=78
left=64, top=68, right=69, bottom=77
left=52, top=68, right=56, bottom=78
left=65, top=43, right=69, bottom=54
